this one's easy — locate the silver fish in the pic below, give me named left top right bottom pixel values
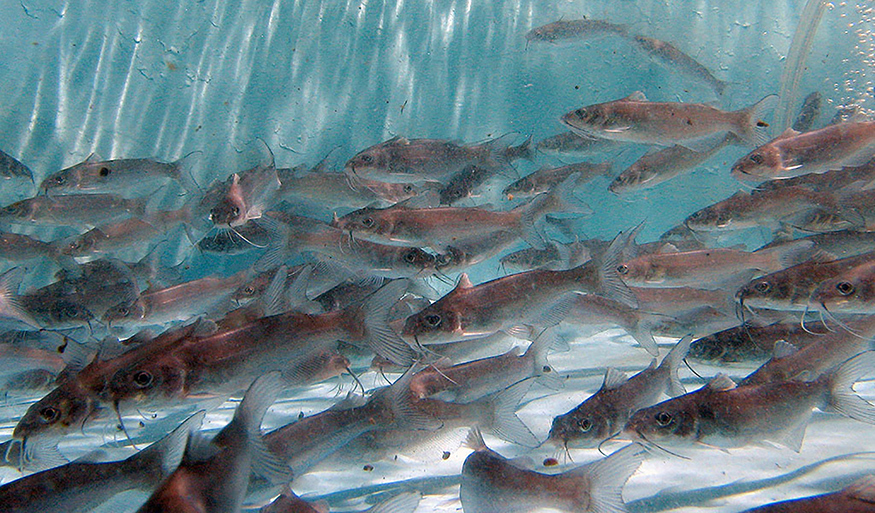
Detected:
left=525, top=19, right=629, bottom=43
left=40, top=155, right=194, bottom=196
left=632, top=36, right=728, bottom=96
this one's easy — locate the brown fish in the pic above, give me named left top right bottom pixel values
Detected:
left=460, top=428, right=644, bottom=513
left=742, top=474, right=875, bottom=512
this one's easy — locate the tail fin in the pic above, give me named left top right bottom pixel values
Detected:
left=599, top=227, right=640, bottom=310
left=0, top=267, right=39, bottom=329
left=218, top=372, right=292, bottom=484
left=482, top=379, right=540, bottom=447
left=128, top=410, right=205, bottom=484
left=659, top=335, right=693, bottom=397
left=170, top=150, right=203, bottom=195
left=503, top=135, right=535, bottom=162
left=567, top=443, right=645, bottom=512
left=520, top=172, right=592, bottom=249
left=737, top=94, right=779, bottom=146
left=360, top=279, right=417, bottom=365
left=524, top=327, right=564, bottom=390
left=253, top=215, right=291, bottom=272
left=828, top=351, right=875, bottom=424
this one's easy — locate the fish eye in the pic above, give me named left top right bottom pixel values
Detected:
left=753, top=281, right=771, bottom=294
left=749, top=154, right=764, bottom=165
left=577, top=418, right=592, bottom=432
left=360, top=155, right=373, bottom=164
left=39, top=406, right=60, bottom=423
left=54, top=175, right=66, bottom=185
left=99, top=167, right=111, bottom=177
left=361, top=217, right=375, bottom=228
left=133, top=370, right=153, bottom=388
left=118, top=306, right=130, bottom=316
left=836, top=281, right=855, bottom=296
left=616, top=264, right=629, bottom=275
left=423, top=314, right=442, bottom=327
left=403, top=184, right=413, bottom=193
left=403, top=250, right=418, bottom=263
left=231, top=207, right=240, bottom=217
left=243, top=286, right=255, bottom=295
left=655, top=411, right=673, bottom=427
left=69, top=240, right=81, bottom=250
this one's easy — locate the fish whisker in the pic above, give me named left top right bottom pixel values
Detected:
left=683, top=357, right=703, bottom=380
left=229, top=226, right=267, bottom=249
left=636, top=430, right=690, bottom=460
left=346, top=365, right=365, bottom=395
left=821, top=304, right=865, bottom=338
left=114, top=400, right=139, bottom=450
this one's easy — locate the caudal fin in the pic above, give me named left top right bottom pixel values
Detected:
left=483, top=378, right=540, bottom=447
left=128, top=410, right=205, bottom=483
left=659, top=335, right=693, bottom=397
left=361, top=279, right=418, bottom=365
left=828, top=351, right=875, bottom=425
left=737, top=94, right=779, bottom=146
left=567, top=443, right=646, bottom=513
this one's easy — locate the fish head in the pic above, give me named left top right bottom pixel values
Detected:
left=730, top=146, right=781, bottom=180
left=735, top=274, right=791, bottom=311
left=0, top=200, right=30, bottom=223
left=58, top=233, right=97, bottom=257
left=401, top=304, right=464, bottom=345
left=40, top=168, right=79, bottom=194
left=615, top=257, right=656, bottom=285
left=331, top=207, right=386, bottom=236
left=809, top=274, right=867, bottom=313
left=400, top=247, right=437, bottom=273
left=610, top=164, right=657, bottom=193
left=14, top=383, right=99, bottom=442
left=232, top=274, right=270, bottom=304
left=561, top=106, right=608, bottom=137
left=683, top=204, right=735, bottom=232
left=210, top=197, right=244, bottom=227
left=502, top=177, right=535, bottom=198
left=624, top=401, right=698, bottom=445
left=107, top=358, right=185, bottom=405
left=46, top=299, right=94, bottom=328
left=102, top=300, right=147, bottom=326
left=345, top=145, right=390, bottom=178
left=548, top=409, right=612, bottom=448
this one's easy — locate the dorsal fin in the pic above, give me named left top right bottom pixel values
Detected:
left=625, top=91, right=648, bottom=102
left=601, top=367, right=627, bottom=390
left=454, top=273, right=474, bottom=291
left=776, top=128, right=800, bottom=140
left=656, top=243, right=679, bottom=254
left=706, top=374, right=736, bottom=391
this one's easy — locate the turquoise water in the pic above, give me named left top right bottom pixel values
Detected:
left=0, top=0, right=874, bottom=511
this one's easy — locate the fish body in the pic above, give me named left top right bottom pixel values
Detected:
left=40, top=157, right=188, bottom=196
left=742, top=475, right=875, bottom=513
left=615, top=243, right=809, bottom=289
left=0, top=231, right=59, bottom=262
left=461, top=428, right=644, bottom=513
left=331, top=182, right=588, bottom=249
left=549, top=337, right=690, bottom=448
left=610, top=135, right=731, bottom=193
left=525, top=19, right=628, bottom=43
left=503, top=161, right=611, bottom=199
left=439, top=164, right=493, bottom=205
left=536, top=131, right=623, bottom=157
left=344, top=135, right=529, bottom=184
left=688, top=321, right=830, bottom=363
left=103, top=269, right=255, bottom=327
left=684, top=186, right=833, bottom=233
left=624, top=351, right=875, bottom=451
left=401, top=248, right=639, bottom=349
left=0, top=149, right=34, bottom=182
left=0, top=194, right=147, bottom=228
left=55, top=218, right=162, bottom=258
left=277, top=166, right=438, bottom=210
left=562, top=92, right=774, bottom=147
left=792, top=92, right=823, bottom=132
left=732, top=122, right=875, bottom=180
left=632, top=36, right=728, bottom=96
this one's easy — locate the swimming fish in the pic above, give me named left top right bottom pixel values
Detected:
left=503, top=161, right=612, bottom=199
left=808, top=259, right=875, bottom=315
left=791, top=91, right=822, bottom=132
left=632, top=35, right=729, bottom=96
left=562, top=92, right=775, bottom=148
left=536, top=132, right=624, bottom=157
left=732, top=122, right=875, bottom=181
left=624, top=351, right=875, bottom=451
left=460, top=428, right=644, bottom=513
left=344, top=134, right=531, bottom=184
left=525, top=19, right=629, bottom=43
left=549, top=336, right=690, bottom=449
left=207, top=157, right=281, bottom=227
left=40, top=155, right=195, bottom=197
left=687, top=321, right=830, bottom=363
left=0, top=194, right=148, bottom=229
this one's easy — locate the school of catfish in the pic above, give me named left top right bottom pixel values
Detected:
left=1, top=15, right=875, bottom=513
